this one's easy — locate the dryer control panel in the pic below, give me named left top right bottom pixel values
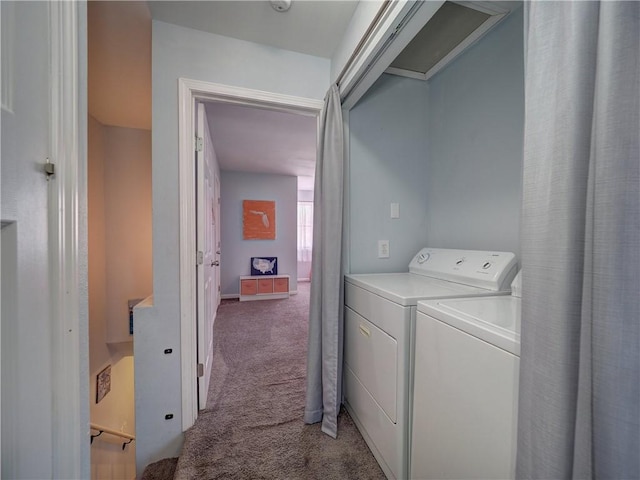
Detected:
left=409, top=248, right=518, bottom=291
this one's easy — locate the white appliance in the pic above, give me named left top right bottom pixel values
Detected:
left=410, top=272, right=522, bottom=480
left=344, top=248, right=518, bottom=480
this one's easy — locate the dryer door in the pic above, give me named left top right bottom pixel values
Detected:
left=345, top=307, right=398, bottom=423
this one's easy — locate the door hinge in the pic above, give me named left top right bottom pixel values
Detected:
left=196, top=251, right=204, bottom=265
left=44, top=158, right=55, bottom=177
left=195, top=136, right=203, bottom=152
left=197, top=363, right=204, bottom=377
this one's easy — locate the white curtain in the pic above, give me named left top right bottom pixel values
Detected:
left=304, top=84, right=344, bottom=438
left=297, top=202, right=313, bottom=263
left=517, top=2, right=639, bottom=478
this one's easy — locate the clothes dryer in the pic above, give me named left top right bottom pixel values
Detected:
left=410, top=272, right=522, bottom=479
left=344, top=248, right=518, bottom=480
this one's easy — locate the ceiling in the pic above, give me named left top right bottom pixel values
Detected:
left=88, top=1, right=357, bottom=188
left=88, top=1, right=151, bottom=130
left=148, top=1, right=359, bottom=59
left=205, top=103, right=317, bottom=190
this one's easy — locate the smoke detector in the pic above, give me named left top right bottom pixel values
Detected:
left=270, top=0, right=291, bottom=12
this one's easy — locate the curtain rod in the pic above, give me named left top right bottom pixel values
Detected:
left=335, top=0, right=392, bottom=88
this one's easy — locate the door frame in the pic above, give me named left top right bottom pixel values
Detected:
left=48, top=0, right=87, bottom=477
left=177, top=78, right=323, bottom=430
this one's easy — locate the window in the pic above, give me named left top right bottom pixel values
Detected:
left=297, top=202, right=313, bottom=262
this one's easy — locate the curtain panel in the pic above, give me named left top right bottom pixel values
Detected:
left=517, top=2, right=639, bottom=478
left=304, top=85, right=345, bottom=438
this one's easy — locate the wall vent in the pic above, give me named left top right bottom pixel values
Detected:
left=386, top=1, right=511, bottom=81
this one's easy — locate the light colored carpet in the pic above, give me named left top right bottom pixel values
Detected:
left=171, top=282, right=386, bottom=480
left=140, top=457, right=178, bottom=480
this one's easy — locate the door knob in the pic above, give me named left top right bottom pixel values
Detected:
left=211, top=260, right=220, bottom=266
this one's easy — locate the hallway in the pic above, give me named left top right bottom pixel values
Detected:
left=143, top=282, right=384, bottom=479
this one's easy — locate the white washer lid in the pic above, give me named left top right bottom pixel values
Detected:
left=417, top=295, right=521, bottom=355
left=345, top=273, right=509, bottom=306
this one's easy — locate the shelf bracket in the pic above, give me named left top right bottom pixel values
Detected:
left=90, top=430, right=103, bottom=445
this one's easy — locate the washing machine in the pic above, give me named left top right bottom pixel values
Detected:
left=410, top=271, right=522, bottom=480
left=343, top=248, right=518, bottom=480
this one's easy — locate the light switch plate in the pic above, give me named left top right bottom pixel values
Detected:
left=390, top=203, right=400, bottom=219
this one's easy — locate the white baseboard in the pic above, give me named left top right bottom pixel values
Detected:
left=221, top=291, right=298, bottom=299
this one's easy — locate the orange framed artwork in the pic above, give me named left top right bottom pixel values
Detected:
left=243, top=200, right=276, bottom=240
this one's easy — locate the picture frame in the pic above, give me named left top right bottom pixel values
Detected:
left=251, top=257, right=278, bottom=276
left=243, top=200, right=276, bottom=240
left=96, top=365, right=112, bottom=404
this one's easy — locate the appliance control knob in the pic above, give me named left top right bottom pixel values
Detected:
left=456, top=258, right=465, bottom=265
left=482, top=262, right=491, bottom=269
left=417, top=253, right=430, bottom=264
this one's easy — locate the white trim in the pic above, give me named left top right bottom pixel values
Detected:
left=240, top=293, right=290, bottom=302
left=178, top=79, right=198, bottom=430
left=220, top=294, right=239, bottom=300
left=384, top=66, right=428, bottom=81
left=341, top=0, right=445, bottom=109
left=220, top=291, right=300, bottom=301
left=1, top=1, right=15, bottom=113
left=178, top=79, right=323, bottom=431
left=340, top=0, right=513, bottom=106
left=180, top=78, right=324, bottom=116
left=381, top=1, right=510, bottom=83
left=423, top=2, right=508, bottom=81
left=454, top=1, right=509, bottom=17
left=342, top=108, right=351, bottom=276
left=338, top=0, right=415, bottom=100
left=48, top=1, right=82, bottom=477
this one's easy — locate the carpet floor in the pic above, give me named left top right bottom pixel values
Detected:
left=142, top=282, right=385, bottom=480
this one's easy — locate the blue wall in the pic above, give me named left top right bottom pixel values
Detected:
left=349, top=75, right=430, bottom=273
left=220, top=171, right=298, bottom=296
left=348, top=6, right=524, bottom=273
left=140, top=20, right=330, bottom=471
left=425, top=7, right=524, bottom=256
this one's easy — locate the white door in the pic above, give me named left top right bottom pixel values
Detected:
left=196, top=102, right=217, bottom=409
left=2, top=2, right=84, bottom=477
left=214, top=174, right=221, bottom=308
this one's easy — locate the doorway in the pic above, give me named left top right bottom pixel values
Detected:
left=178, top=79, right=323, bottom=428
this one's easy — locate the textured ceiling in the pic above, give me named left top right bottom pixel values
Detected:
left=88, top=0, right=358, bottom=185
left=147, top=0, right=359, bottom=59
left=88, top=1, right=151, bottom=129
left=205, top=102, right=317, bottom=190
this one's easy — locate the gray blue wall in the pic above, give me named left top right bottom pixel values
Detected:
left=140, top=20, right=330, bottom=472
left=220, top=172, right=298, bottom=296
left=348, top=6, right=524, bottom=273
left=425, top=7, right=524, bottom=256
left=349, top=75, right=431, bottom=273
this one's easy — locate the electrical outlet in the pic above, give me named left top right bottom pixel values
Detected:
left=378, top=240, right=390, bottom=258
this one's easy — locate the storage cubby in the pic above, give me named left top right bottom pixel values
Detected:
left=239, top=275, right=290, bottom=301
